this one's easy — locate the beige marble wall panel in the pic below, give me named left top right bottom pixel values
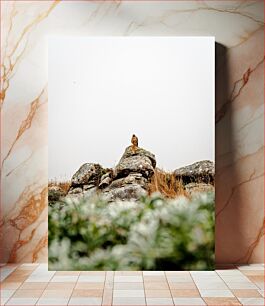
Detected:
left=1, top=1, right=264, bottom=263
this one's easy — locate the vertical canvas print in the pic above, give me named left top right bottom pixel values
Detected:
left=48, top=37, right=215, bottom=271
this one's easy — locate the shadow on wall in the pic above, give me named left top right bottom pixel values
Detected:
left=215, top=42, right=229, bottom=264
left=215, top=42, right=242, bottom=264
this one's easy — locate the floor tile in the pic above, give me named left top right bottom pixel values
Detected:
left=145, top=290, right=172, bottom=298
left=170, top=289, right=200, bottom=297
left=0, top=282, right=22, bottom=290
left=78, top=275, right=105, bottom=282
left=45, top=282, right=76, bottom=290
left=169, top=282, right=197, bottom=289
left=144, top=282, right=169, bottom=290
left=165, top=271, right=190, bottom=276
left=102, top=289, right=112, bottom=306
left=240, top=270, right=264, bottom=276
left=258, top=290, right=264, bottom=297
left=80, top=271, right=106, bottom=275
left=25, top=276, right=54, bottom=283
left=40, top=289, right=72, bottom=298
left=55, top=271, right=80, bottom=276
left=191, top=271, right=217, bottom=277
left=38, top=264, right=49, bottom=269
left=113, top=289, right=145, bottom=297
left=238, top=297, right=265, bottom=305
left=19, top=282, right=48, bottom=290
left=144, top=276, right=167, bottom=282
left=50, top=275, right=78, bottom=282
left=167, top=275, right=193, bottom=283
left=114, top=282, right=144, bottom=290
left=10, top=269, right=33, bottom=276
left=232, top=289, right=262, bottom=298
left=237, top=264, right=264, bottom=271
left=255, top=282, right=264, bottom=290
left=114, top=275, right=143, bottom=282
left=192, top=276, right=223, bottom=281
left=6, top=297, right=38, bottom=305
left=68, top=297, right=102, bottom=305
left=173, top=297, right=206, bottom=305
left=146, top=297, right=174, bottom=305
left=203, top=297, right=242, bottom=305
left=104, top=281, right=114, bottom=290
left=143, top=271, right=165, bottom=276
left=3, top=275, right=28, bottom=283
left=1, top=297, right=10, bottom=305
left=219, top=275, right=251, bottom=282
left=199, top=289, right=234, bottom=297
left=226, top=282, right=258, bottom=289
left=75, top=282, right=104, bottom=290
left=115, top=271, right=142, bottom=276
left=195, top=282, right=228, bottom=290
left=0, top=266, right=18, bottom=281
left=12, top=289, right=43, bottom=298
left=19, top=264, right=38, bottom=269
left=0, top=289, right=15, bottom=298
left=71, top=289, right=103, bottom=297
left=112, top=296, right=146, bottom=305
left=36, top=298, right=69, bottom=305
left=247, top=275, right=264, bottom=282
left=216, top=269, right=244, bottom=276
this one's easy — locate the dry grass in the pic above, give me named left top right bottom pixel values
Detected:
left=48, top=180, right=71, bottom=194
left=149, top=169, right=187, bottom=198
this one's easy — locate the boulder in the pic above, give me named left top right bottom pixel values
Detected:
left=71, top=163, right=103, bottom=187
left=68, top=187, right=83, bottom=194
left=103, top=146, right=156, bottom=201
left=106, top=173, right=148, bottom=190
left=48, top=186, right=67, bottom=204
left=103, top=184, right=147, bottom=202
left=174, top=160, right=214, bottom=184
left=65, top=187, right=97, bottom=201
left=185, top=182, right=214, bottom=195
left=119, top=146, right=156, bottom=168
left=115, top=146, right=156, bottom=180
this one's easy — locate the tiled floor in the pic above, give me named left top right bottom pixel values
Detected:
left=0, top=264, right=264, bottom=305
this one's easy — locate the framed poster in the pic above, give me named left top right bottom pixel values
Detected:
left=48, top=37, right=215, bottom=271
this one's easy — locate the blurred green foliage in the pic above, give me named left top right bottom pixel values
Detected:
left=48, top=192, right=214, bottom=270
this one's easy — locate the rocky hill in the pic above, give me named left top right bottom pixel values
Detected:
left=48, top=145, right=214, bottom=204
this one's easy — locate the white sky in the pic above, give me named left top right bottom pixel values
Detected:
left=48, top=37, right=214, bottom=180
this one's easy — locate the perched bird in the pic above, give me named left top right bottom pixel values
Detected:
left=131, top=134, right=138, bottom=152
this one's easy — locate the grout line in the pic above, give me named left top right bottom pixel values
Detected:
left=101, top=271, right=107, bottom=306
left=67, top=271, right=81, bottom=305
left=142, top=270, right=148, bottom=306
left=164, top=270, right=174, bottom=305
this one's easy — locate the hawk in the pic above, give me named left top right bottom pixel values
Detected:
left=131, top=134, right=138, bottom=152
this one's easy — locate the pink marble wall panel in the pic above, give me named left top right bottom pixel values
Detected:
left=0, top=0, right=264, bottom=263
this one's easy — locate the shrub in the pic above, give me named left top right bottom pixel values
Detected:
left=48, top=192, right=214, bottom=271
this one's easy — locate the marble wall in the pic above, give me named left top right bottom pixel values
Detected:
left=1, top=1, right=264, bottom=263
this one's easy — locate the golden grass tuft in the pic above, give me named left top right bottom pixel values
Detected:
left=48, top=180, right=71, bottom=194
left=149, top=169, right=187, bottom=198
